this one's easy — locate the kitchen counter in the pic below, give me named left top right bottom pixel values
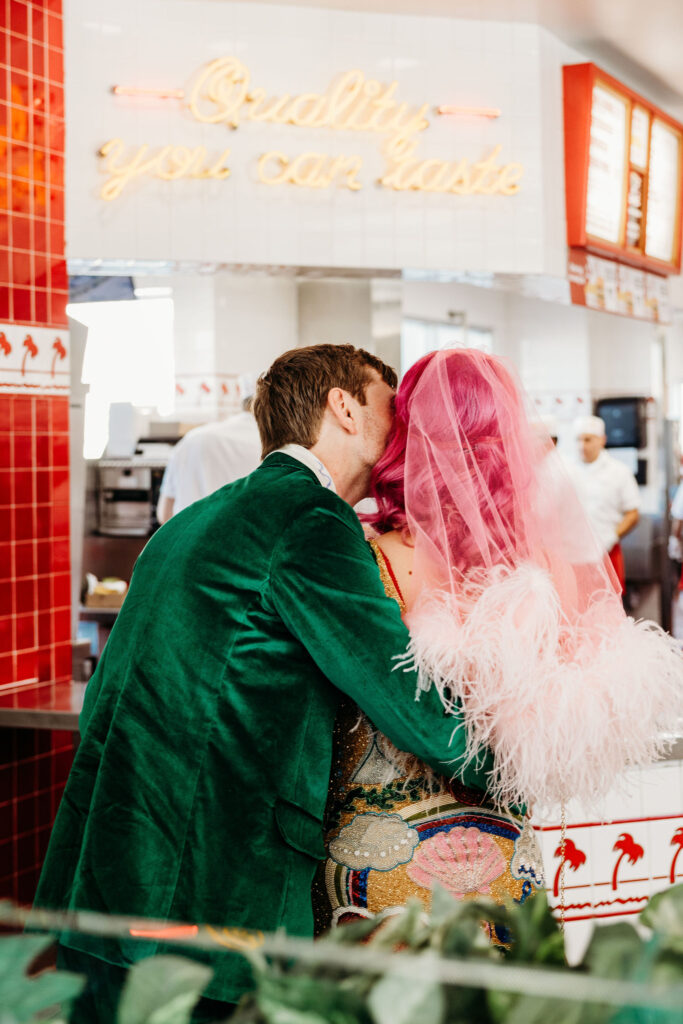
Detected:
left=0, top=680, right=85, bottom=730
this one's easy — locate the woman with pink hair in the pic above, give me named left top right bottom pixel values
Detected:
left=314, top=348, right=683, bottom=933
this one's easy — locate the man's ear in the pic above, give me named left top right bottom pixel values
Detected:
left=326, top=387, right=359, bottom=435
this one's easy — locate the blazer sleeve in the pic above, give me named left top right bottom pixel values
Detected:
left=268, top=501, right=493, bottom=790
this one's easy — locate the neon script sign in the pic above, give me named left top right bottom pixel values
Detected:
left=100, top=58, right=525, bottom=200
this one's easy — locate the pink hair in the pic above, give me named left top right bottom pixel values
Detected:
left=363, top=349, right=526, bottom=570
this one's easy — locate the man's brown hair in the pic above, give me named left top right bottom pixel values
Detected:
left=253, top=344, right=397, bottom=458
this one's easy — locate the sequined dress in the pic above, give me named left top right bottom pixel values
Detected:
left=313, top=540, right=544, bottom=938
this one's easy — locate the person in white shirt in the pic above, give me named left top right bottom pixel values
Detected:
left=157, top=374, right=262, bottom=523
left=571, top=414, right=640, bottom=592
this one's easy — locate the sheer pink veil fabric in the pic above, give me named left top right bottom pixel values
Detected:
left=370, top=349, right=683, bottom=812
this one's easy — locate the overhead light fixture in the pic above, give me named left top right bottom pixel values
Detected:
left=112, top=86, right=185, bottom=100
left=437, top=105, right=501, bottom=119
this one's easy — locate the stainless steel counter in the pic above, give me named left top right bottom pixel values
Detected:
left=0, top=680, right=85, bottom=731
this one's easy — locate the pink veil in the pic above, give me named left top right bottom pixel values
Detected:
left=383, top=349, right=683, bottom=812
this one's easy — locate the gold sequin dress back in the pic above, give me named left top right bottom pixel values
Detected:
left=313, top=539, right=544, bottom=941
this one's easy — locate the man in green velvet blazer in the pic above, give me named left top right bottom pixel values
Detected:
left=36, top=345, right=493, bottom=1020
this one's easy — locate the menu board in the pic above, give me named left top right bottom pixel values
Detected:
left=645, top=118, right=682, bottom=263
left=585, top=85, right=629, bottom=245
left=568, top=248, right=671, bottom=323
left=564, top=63, right=683, bottom=274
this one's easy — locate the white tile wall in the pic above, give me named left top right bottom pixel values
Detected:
left=64, top=1, right=575, bottom=274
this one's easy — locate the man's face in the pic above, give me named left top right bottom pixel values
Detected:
left=358, top=369, right=396, bottom=466
left=578, top=432, right=605, bottom=464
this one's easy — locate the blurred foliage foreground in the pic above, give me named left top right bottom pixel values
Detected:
left=1, top=884, right=683, bottom=1024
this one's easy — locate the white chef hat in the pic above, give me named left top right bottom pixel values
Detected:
left=573, top=414, right=606, bottom=437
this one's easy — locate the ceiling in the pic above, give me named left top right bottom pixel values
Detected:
left=237, top=0, right=683, bottom=118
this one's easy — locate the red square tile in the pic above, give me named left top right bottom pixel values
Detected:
left=36, top=539, right=52, bottom=574
left=54, top=608, right=69, bottom=640
left=48, top=185, right=64, bottom=221
left=48, top=153, right=64, bottom=188
left=50, top=258, right=67, bottom=292
left=33, top=252, right=48, bottom=288
left=31, top=6, right=47, bottom=39
left=0, top=544, right=10, bottom=581
left=0, top=652, right=13, bottom=685
left=0, top=582, right=12, bottom=618
left=34, top=217, right=47, bottom=254
left=36, top=505, right=51, bottom=537
left=11, top=248, right=31, bottom=285
left=0, top=801, right=13, bottom=839
left=35, top=399, right=50, bottom=432
left=17, top=797, right=36, bottom=837
left=0, top=507, right=11, bottom=539
left=10, top=71, right=30, bottom=110
left=32, top=43, right=46, bottom=80
left=52, top=539, right=69, bottom=572
left=0, top=102, right=8, bottom=141
left=53, top=503, right=68, bottom=537
left=17, top=759, right=37, bottom=800
left=51, top=399, right=68, bottom=433
left=47, top=82, right=63, bottom=118
left=0, top=287, right=9, bottom=320
left=16, top=577, right=35, bottom=614
left=16, top=649, right=37, bottom=683
left=49, top=218, right=63, bottom=253
left=52, top=469, right=68, bottom=503
left=38, top=612, right=51, bottom=646
left=0, top=470, right=11, bottom=505
left=0, top=436, right=10, bottom=468
left=51, top=435, right=68, bottom=467
left=13, top=397, right=33, bottom=431
left=0, top=249, right=10, bottom=283
left=49, top=291, right=68, bottom=326
left=47, top=14, right=63, bottom=51
left=15, top=540, right=35, bottom=578
left=14, top=508, right=35, bottom=542
left=34, top=289, right=47, bottom=323
left=35, top=435, right=49, bottom=468
left=16, top=613, right=36, bottom=651
left=47, top=46, right=63, bottom=85
left=35, top=470, right=51, bottom=503
left=53, top=573, right=69, bottom=607
left=54, top=642, right=70, bottom=679
left=13, top=433, right=33, bottom=468
left=10, top=3, right=29, bottom=37
left=0, top=615, right=11, bottom=651
left=32, top=79, right=47, bottom=117
left=38, top=645, right=52, bottom=682
left=11, top=36, right=31, bottom=73
left=11, top=143, right=32, bottom=181
left=36, top=575, right=51, bottom=609
left=13, top=469, right=33, bottom=504
left=12, top=215, right=31, bottom=251
left=47, top=118, right=64, bottom=155
left=0, top=765, right=12, bottom=804
left=0, top=401, right=10, bottom=432
left=13, top=287, right=31, bottom=322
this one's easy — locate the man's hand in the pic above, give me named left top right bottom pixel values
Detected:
left=616, top=508, right=639, bottom=540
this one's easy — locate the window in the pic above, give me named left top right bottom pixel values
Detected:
left=68, top=299, right=175, bottom=458
left=401, top=318, right=493, bottom=374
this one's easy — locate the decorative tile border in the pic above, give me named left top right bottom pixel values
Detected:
left=0, top=325, right=70, bottom=395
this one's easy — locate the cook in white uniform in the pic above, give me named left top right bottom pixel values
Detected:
left=571, top=414, right=640, bottom=592
left=157, top=374, right=262, bottom=523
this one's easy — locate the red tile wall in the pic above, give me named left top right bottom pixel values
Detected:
left=0, top=1, right=72, bottom=906
left=1, top=0, right=68, bottom=327
left=0, top=727, right=72, bottom=903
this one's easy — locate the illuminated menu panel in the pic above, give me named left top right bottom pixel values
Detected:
left=585, top=85, right=629, bottom=245
left=645, top=118, right=682, bottom=263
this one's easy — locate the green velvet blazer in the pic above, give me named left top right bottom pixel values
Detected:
left=35, top=454, right=493, bottom=1003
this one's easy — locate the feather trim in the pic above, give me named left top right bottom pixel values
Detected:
left=398, top=564, right=683, bottom=813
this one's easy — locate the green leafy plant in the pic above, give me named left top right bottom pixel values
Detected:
left=3, top=885, right=683, bottom=1023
